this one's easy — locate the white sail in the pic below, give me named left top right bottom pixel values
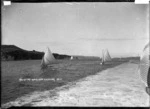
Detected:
left=101, top=49, right=111, bottom=65
left=103, top=49, right=111, bottom=62
left=139, top=42, right=150, bottom=86
left=41, top=47, right=55, bottom=68
left=70, top=56, right=73, bottom=60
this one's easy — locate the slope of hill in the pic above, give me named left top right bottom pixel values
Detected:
left=1, top=45, right=71, bottom=61
left=1, top=45, right=24, bottom=52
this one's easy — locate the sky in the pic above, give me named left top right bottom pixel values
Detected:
left=2, top=3, right=149, bottom=57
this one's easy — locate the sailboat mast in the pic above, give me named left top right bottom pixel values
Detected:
left=102, top=49, right=105, bottom=64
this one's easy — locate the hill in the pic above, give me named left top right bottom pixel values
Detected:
left=1, top=45, right=71, bottom=61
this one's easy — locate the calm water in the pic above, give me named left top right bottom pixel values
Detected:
left=1, top=59, right=126, bottom=104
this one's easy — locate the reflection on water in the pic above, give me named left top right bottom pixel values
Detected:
left=40, top=68, right=59, bottom=78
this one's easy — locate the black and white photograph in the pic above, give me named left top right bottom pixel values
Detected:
left=1, top=2, right=150, bottom=108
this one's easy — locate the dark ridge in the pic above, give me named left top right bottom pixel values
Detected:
left=1, top=45, right=71, bottom=61
left=1, top=45, right=24, bottom=52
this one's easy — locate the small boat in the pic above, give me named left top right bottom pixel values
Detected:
left=70, top=56, right=73, bottom=60
left=41, top=47, right=55, bottom=71
left=100, top=49, right=111, bottom=65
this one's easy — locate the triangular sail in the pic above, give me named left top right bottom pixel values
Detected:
left=101, top=49, right=111, bottom=65
left=41, top=47, right=55, bottom=70
left=103, top=49, right=111, bottom=62
left=139, top=42, right=150, bottom=86
left=43, top=47, right=55, bottom=65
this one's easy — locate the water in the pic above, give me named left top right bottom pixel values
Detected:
left=1, top=59, right=125, bottom=104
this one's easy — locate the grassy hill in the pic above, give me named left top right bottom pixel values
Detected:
left=1, top=45, right=71, bottom=61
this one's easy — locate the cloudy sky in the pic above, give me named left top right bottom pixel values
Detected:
left=2, top=3, right=149, bottom=57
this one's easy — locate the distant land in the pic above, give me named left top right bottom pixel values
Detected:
left=1, top=45, right=140, bottom=62
left=1, top=45, right=71, bottom=61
